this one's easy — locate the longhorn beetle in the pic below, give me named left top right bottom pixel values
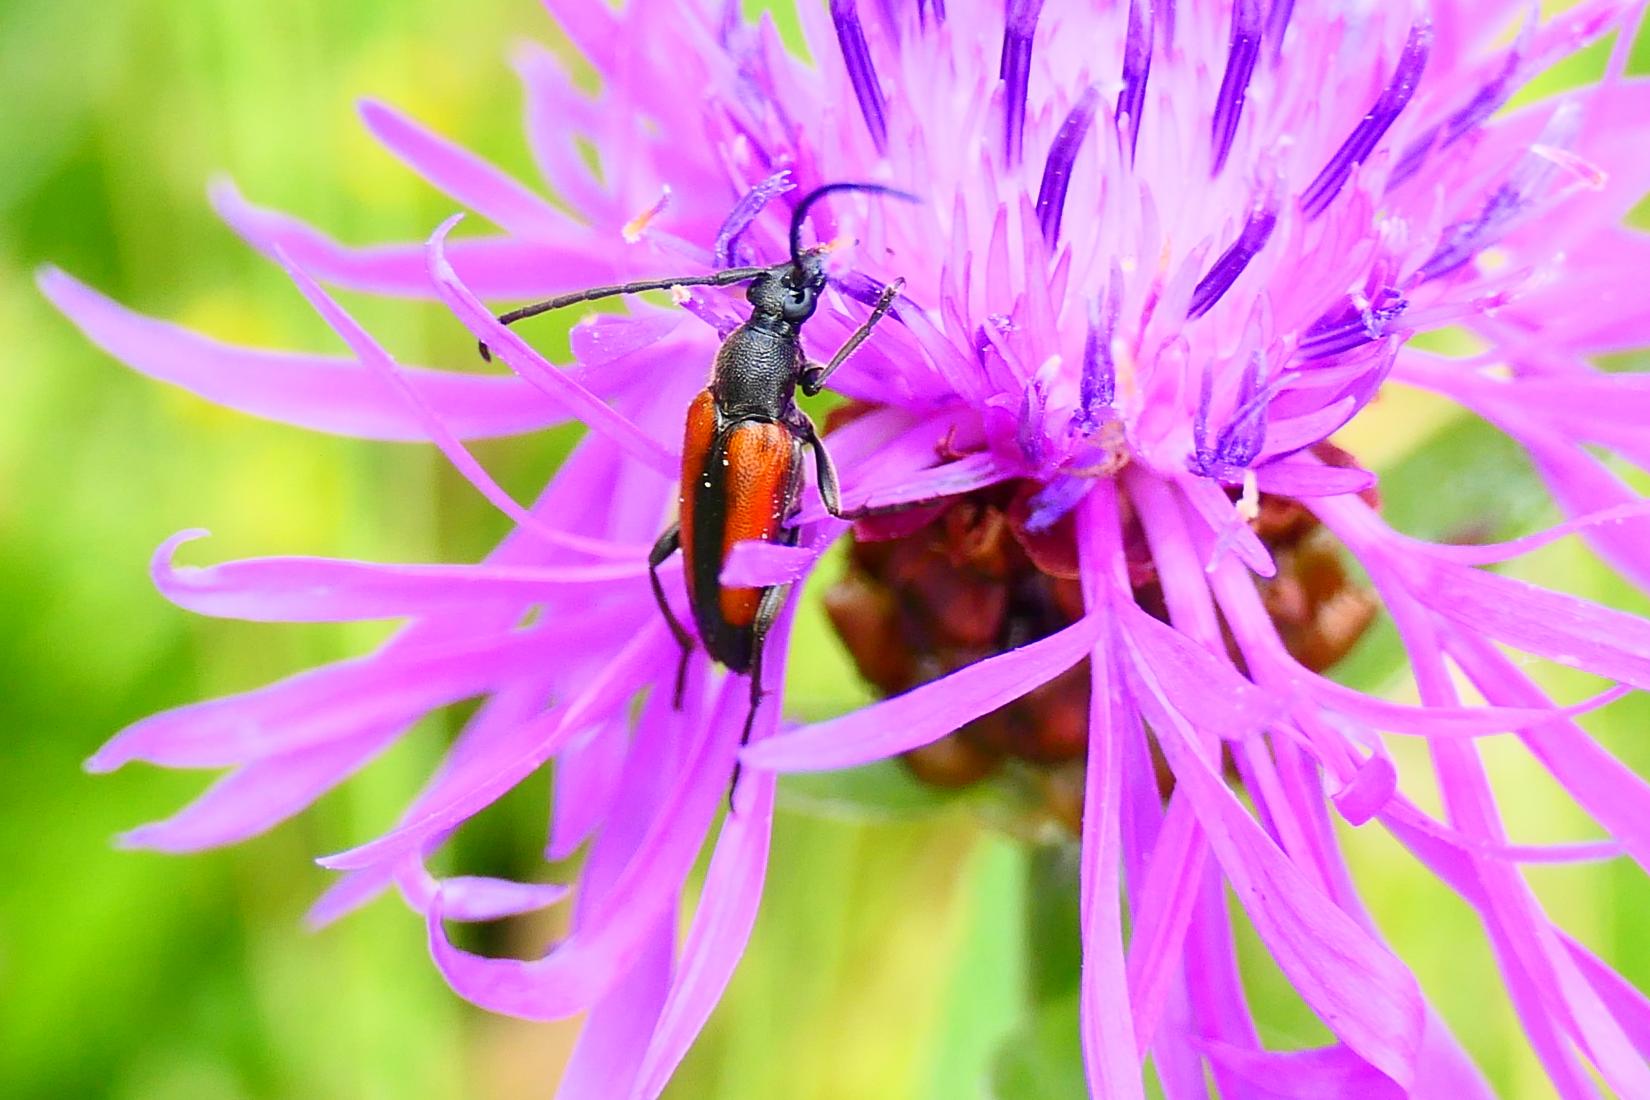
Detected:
left=484, top=182, right=916, bottom=784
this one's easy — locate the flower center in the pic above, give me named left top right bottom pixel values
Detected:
left=824, top=427, right=1378, bottom=829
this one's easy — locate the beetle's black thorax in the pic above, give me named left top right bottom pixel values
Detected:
left=710, top=317, right=803, bottom=419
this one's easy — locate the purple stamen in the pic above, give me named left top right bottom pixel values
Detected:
left=831, top=0, right=889, bottom=154
left=1299, top=287, right=1406, bottom=359
left=1389, top=43, right=1522, bottom=190
left=1187, top=185, right=1279, bottom=319
left=1192, top=360, right=1217, bottom=473
left=1412, top=104, right=1580, bottom=285
left=713, top=171, right=794, bottom=267
left=1265, top=0, right=1293, bottom=59
left=1386, top=123, right=1439, bottom=191
left=1073, top=268, right=1122, bottom=433
left=1210, top=0, right=1262, bottom=175
left=1117, top=0, right=1154, bottom=162
left=1035, top=84, right=1100, bottom=246
left=1441, top=45, right=1522, bottom=146
left=1024, top=473, right=1092, bottom=532
left=1299, top=20, right=1432, bottom=219
left=1019, top=376, right=1049, bottom=465
left=1000, top=0, right=1046, bottom=166
left=1213, top=352, right=1269, bottom=468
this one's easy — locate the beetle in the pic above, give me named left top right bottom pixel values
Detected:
left=484, top=182, right=914, bottom=770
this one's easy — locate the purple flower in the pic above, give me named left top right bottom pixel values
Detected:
left=39, top=0, right=1650, bottom=1096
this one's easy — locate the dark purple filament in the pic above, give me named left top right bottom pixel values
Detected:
left=1035, top=84, right=1100, bottom=245
left=1389, top=45, right=1521, bottom=190
left=1117, top=0, right=1154, bottom=162
left=1191, top=353, right=1276, bottom=477
left=1413, top=106, right=1576, bottom=284
left=714, top=172, right=794, bottom=267
left=1019, top=377, right=1049, bottom=465
left=1024, top=472, right=1093, bottom=532
left=1265, top=0, right=1293, bottom=58
left=1299, top=20, right=1432, bottom=219
left=1412, top=185, right=1522, bottom=284
left=1214, top=353, right=1269, bottom=468
left=1000, top=0, right=1046, bottom=166
left=1210, top=0, right=1262, bottom=175
left=1074, top=270, right=1122, bottom=433
left=1299, top=287, right=1407, bottom=359
left=1187, top=193, right=1278, bottom=319
left=831, top=0, right=889, bottom=154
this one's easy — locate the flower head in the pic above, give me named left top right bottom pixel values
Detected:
left=42, top=0, right=1650, bottom=1096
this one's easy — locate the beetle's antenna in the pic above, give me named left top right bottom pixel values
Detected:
left=788, top=182, right=920, bottom=266
left=477, top=265, right=769, bottom=360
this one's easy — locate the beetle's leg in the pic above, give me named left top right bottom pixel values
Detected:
left=793, top=410, right=846, bottom=517
left=800, top=277, right=905, bottom=396
left=728, top=581, right=791, bottom=812
left=799, top=412, right=972, bottom=522
left=648, top=523, right=695, bottom=708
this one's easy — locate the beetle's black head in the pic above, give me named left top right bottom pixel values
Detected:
left=747, top=182, right=916, bottom=328
left=746, top=250, right=827, bottom=325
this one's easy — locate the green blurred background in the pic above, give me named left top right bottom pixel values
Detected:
left=2, top=1, right=1647, bottom=1096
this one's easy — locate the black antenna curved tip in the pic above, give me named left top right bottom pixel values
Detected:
left=789, top=182, right=921, bottom=263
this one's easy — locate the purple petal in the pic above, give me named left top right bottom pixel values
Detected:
left=1451, top=634, right=1650, bottom=874
left=116, top=728, right=397, bottom=852
left=1124, top=796, right=1207, bottom=1055
left=422, top=679, right=746, bottom=1019
left=321, top=625, right=671, bottom=872
left=1073, top=489, right=1145, bottom=1097
left=1115, top=600, right=1288, bottom=741
left=1121, top=629, right=1424, bottom=1087
left=628, top=603, right=796, bottom=1097
left=556, top=916, right=674, bottom=1100
left=1199, top=1042, right=1405, bottom=1100
left=742, top=613, right=1104, bottom=772
left=720, top=541, right=821, bottom=587
left=630, top=774, right=776, bottom=1099
left=359, top=99, right=568, bottom=238
left=437, top=876, right=570, bottom=923
left=511, top=43, right=614, bottom=225
left=1332, top=754, right=1397, bottom=826
left=1398, top=550, right=1650, bottom=690
left=713, top=171, right=793, bottom=266
left=36, top=266, right=568, bottom=440
left=426, top=216, right=678, bottom=479
left=1565, top=935, right=1650, bottom=1061
left=1179, top=476, right=1278, bottom=578
left=794, top=451, right=1013, bottom=524
left=152, top=530, right=648, bottom=622
left=89, top=624, right=590, bottom=772
left=1253, top=459, right=1376, bottom=498
left=247, top=224, right=627, bottom=549
left=208, top=179, right=602, bottom=299
left=547, top=717, right=629, bottom=861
